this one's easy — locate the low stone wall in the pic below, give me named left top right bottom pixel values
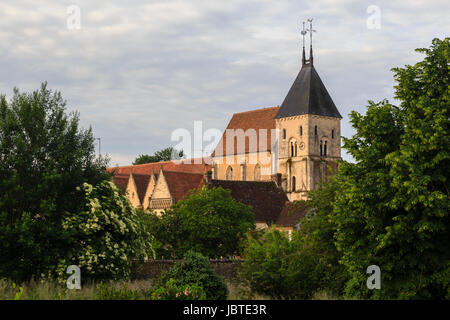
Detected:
left=132, top=259, right=243, bottom=281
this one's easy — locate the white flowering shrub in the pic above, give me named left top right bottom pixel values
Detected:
left=57, top=181, right=153, bottom=281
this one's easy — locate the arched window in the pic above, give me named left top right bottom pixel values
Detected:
left=315, top=126, right=318, bottom=136
left=292, top=176, right=296, bottom=192
left=320, top=140, right=323, bottom=156
left=226, top=166, right=233, bottom=180
left=300, top=126, right=303, bottom=136
left=283, top=129, right=286, bottom=140
left=324, top=141, right=328, bottom=156
left=290, top=142, right=294, bottom=157
left=254, top=164, right=261, bottom=181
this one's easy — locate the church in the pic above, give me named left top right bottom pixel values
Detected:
left=211, top=23, right=341, bottom=201
left=109, top=23, right=342, bottom=231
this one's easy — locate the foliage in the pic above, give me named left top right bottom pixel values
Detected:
left=133, top=147, right=184, bottom=165
left=57, top=181, right=154, bottom=282
left=93, top=282, right=149, bottom=300
left=148, top=186, right=255, bottom=258
left=333, top=38, right=450, bottom=299
left=151, top=278, right=205, bottom=300
left=239, top=180, right=349, bottom=300
left=239, top=229, right=327, bottom=299
left=0, top=83, right=110, bottom=282
left=153, top=251, right=228, bottom=300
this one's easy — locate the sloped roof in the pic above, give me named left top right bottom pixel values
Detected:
left=275, top=64, right=342, bottom=119
left=208, top=180, right=288, bottom=223
left=163, top=170, right=205, bottom=202
left=107, top=158, right=211, bottom=176
left=276, top=201, right=309, bottom=227
left=212, top=107, right=280, bottom=157
left=131, top=173, right=152, bottom=204
left=112, top=174, right=129, bottom=194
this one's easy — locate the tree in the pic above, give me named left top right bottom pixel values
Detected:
left=239, top=187, right=349, bottom=300
left=0, top=83, right=151, bottom=281
left=147, top=186, right=255, bottom=258
left=333, top=38, right=449, bottom=299
left=133, top=147, right=184, bottom=165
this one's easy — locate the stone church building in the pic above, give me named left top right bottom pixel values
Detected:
left=211, top=44, right=342, bottom=201
left=109, top=37, right=342, bottom=231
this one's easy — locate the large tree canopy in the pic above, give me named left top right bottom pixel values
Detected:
left=332, top=38, right=449, bottom=299
left=0, top=83, right=151, bottom=281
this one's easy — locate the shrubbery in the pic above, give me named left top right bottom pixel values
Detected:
left=147, top=187, right=255, bottom=259
left=57, top=181, right=154, bottom=282
left=153, top=251, right=228, bottom=300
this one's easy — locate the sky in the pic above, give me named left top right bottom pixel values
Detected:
left=0, top=0, right=448, bottom=166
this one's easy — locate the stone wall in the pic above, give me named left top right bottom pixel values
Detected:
left=132, top=259, right=243, bottom=281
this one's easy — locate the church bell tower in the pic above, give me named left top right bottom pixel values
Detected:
left=275, top=19, right=342, bottom=201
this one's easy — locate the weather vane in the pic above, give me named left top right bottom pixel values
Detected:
left=301, top=21, right=307, bottom=48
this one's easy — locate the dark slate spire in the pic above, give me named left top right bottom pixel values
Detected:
left=274, top=20, right=342, bottom=119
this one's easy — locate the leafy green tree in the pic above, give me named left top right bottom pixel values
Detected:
left=57, top=181, right=154, bottom=281
left=333, top=38, right=449, bottom=299
left=153, top=251, right=227, bottom=300
left=0, top=83, right=152, bottom=282
left=0, top=83, right=111, bottom=281
left=133, top=147, right=184, bottom=165
left=147, top=187, right=255, bottom=258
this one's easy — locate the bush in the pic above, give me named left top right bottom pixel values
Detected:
left=56, top=181, right=154, bottom=282
left=153, top=251, right=228, bottom=300
left=151, top=278, right=205, bottom=300
left=239, top=224, right=347, bottom=300
left=147, top=187, right=255, bottom=258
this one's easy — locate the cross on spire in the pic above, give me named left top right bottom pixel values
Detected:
left=306, top=18, right=316, bottom=64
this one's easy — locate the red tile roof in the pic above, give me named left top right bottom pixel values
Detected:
left=163, top=170, right=205, bottom=202
left=112, top=174, right=129, bottom=194
left=208, top=180, right=288, bottom=223
left=107, top=157, right=211, bottom=176
left=276, top=201, right=309, bottom=227
left=131, top=173, right=152, bottom=205
left=212, top=106, right=280, bottom=157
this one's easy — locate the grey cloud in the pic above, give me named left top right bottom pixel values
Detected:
left=0, top=0, right=449, bottom=165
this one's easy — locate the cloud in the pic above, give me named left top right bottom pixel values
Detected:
left=0, top=0, right=448, bottom=165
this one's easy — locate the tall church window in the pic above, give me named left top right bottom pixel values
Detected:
left=292, top=176, right=296, bottom=192
left=226, top=166, right=233, bottom=180
left=254, top=164, right=261, bottom=181
left=300, top=126, right=303, bottom=136
left=324, top=141, right=328, bottom=156
left=320, top=140, right=323, bottom=156
left=332, top=129, right=335, bottom=139
left=283, top=129, right=286, bottom=140
left=291, top=142, right=294, bottom=157
left=315, top=126, right=318, bottom=136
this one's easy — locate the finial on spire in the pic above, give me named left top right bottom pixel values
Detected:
left=301, top=21, right=307, bottom=65
left=306, top=18, right=316, bottom=65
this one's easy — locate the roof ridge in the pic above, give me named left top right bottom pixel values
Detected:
left=233, top=106, right=280, bottom=115
left=162, top=170, right=204, bottom=175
